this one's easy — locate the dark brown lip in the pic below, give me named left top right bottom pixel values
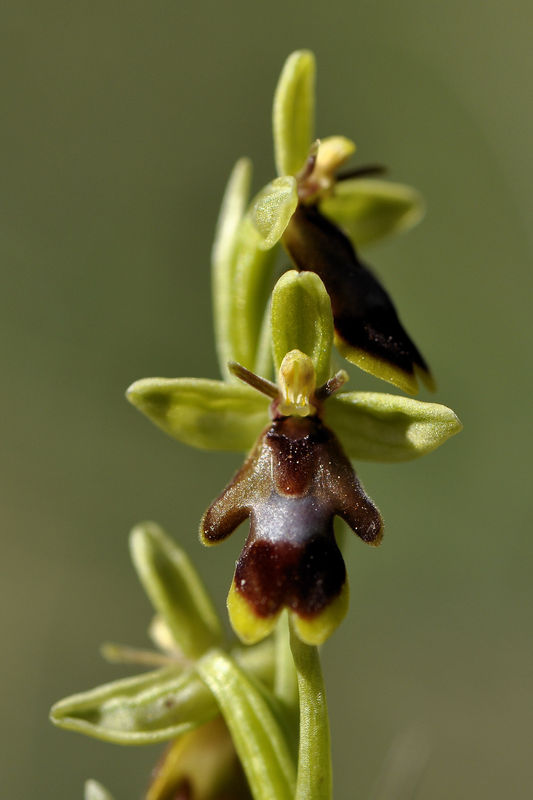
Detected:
left=201, top=415, right=382, bottom=622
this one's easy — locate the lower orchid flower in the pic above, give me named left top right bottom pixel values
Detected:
left=202, top=350, right=383, bottom=646
left=126, top=270, right=461, bottom=647
left=248, top=50, right=433, bottom=394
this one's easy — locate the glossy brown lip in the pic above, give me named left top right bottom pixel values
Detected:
left=282, top=203, right=433, bottom=388
left=201, top=415, right=382, bottom=621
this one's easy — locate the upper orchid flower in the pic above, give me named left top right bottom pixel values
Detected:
left=249, top=50, right=433, bottom=394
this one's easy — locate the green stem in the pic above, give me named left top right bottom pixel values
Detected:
left=290, top=623, right=332, bottom=800
left=275, top=612, right=299, bottom=711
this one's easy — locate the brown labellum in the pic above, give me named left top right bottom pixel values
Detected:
left=201, top=413, right=382, bottom=636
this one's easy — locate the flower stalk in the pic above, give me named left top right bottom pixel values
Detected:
left=290, top=622, right=332, bottom=800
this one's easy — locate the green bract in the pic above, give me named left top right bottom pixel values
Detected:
left=211, top=160, right=277, bottom=378
left=198, top=651, right=297, bottom=800
left=50, top=526, right=283, bottom=750
left=51, top=665, right=218, bottom=745
left=211, top=157, right=253, bottom=378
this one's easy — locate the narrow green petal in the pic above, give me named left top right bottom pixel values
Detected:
left=271, top=270, right=333, bottom=386
left=273, top=50, right=315, bottom=177
left=129, top=522, right=223, bottom=659
left=50, top=667, right=218, bottom=744
left=325, top=391, right=462, bottom=462
left=197, top=650, right=296, bottom=800
left=126, top=378, right=269, bottom=452
left=250, top=176, right=298, bottom=250
left=320, top=178, right=424, bottom=248
left=211, top=158, right=253, bottom=379
left=84, top=781, right=115, bottom=800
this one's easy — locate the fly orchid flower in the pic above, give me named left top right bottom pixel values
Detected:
left=127, top=270, right=461, bottom=646
left=202, top=350, right=383, bottom=646
left=249, top=50, right=433, bottom=394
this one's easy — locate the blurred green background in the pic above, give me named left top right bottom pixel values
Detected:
left=1, top=1, right=532, bottom=797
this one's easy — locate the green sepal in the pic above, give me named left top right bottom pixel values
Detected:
left=211, top=158, right=253, bottom=379
left=129, top=522, right=223, bottom=659
left=273, top=50, right=315, bottom=177
left=50, top=643, right=276, bottom=745
left=250, top=176, right=298, bottom=250
left=126, top=378, right=269, bottom=451
left=50, top=666, right=217, bottom=744
left=197, top=650, right=296, bottom=800
left=84, top=781, right=115, bottom=800
left=271, top=270, right=333, bottom=386
left=325, top=391, right=462, bottom=462
left=320, top=178, right=425, bottom=248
